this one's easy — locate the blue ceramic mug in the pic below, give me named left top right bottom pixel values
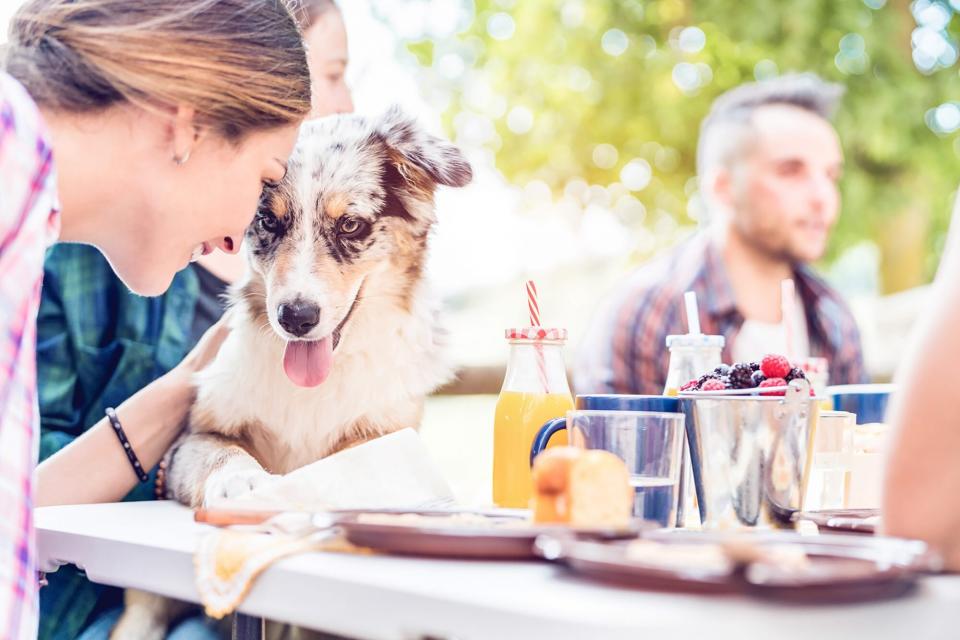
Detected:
left=828, top=384, right=895, bottom=424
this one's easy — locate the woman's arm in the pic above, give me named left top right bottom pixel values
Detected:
left=36, top=318, right=230, bottom=506
left=883, top=198, right=960, bottom=569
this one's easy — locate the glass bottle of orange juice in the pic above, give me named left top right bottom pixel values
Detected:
left=493, top=327, right=574, bottom=508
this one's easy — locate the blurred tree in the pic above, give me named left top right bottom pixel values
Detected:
left=406, top=0, right=960, bottom=293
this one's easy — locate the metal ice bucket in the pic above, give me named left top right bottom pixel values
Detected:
left=680, top=380, right=817, bottom=529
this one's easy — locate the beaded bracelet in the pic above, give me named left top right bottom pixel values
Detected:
left=155, top=459, right=168, bottom=500
left=105, top=407, right=149, bottom=483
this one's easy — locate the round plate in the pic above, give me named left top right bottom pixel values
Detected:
left=535, top=537, right=738, bottom=595
left=641, top=529, right=938, bottom=571
left=743, top=557, right=917, bottom=604
left=337, top=511, right=644, bottom=560
left=798, top=509, right=880, bottom=535
left=538, top=532, right=932, bottom=603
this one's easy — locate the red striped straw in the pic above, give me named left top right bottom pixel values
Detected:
left=527, top=280, right=541, bottom=326
left=526, top=280, right=550, bottom=393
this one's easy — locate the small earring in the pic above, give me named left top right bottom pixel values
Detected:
left=173, top=150, right=191, bottom=166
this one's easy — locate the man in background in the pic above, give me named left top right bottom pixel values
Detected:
left=576, top=73, right=867, bottom=394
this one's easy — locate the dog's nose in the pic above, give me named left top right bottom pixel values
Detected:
left=277, top=301, right=321, bottom=337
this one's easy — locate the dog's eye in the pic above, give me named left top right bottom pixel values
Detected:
left=337, top=218, right=368, bottom=239
left=257, top=212, right=279, bottom=235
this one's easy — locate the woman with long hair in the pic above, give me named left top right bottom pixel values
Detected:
left=31, top=2, right=354, bottom=636
left=0, top=1, right=311, bottom=636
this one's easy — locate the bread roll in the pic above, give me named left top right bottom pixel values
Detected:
left=531, top=446, right=633, bottom=528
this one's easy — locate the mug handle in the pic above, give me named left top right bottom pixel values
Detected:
left=530, top=418, right=567, bottom=467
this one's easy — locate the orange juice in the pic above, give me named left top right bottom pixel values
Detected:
left=493, top=391, right=574, bottom=508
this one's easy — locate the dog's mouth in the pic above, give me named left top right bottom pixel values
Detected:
left=280, top=284, right=363, bottom=388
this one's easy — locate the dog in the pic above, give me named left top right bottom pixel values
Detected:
left=169, top=105, right=471, bottom=506
left=109, top=107, right=472, bottom=639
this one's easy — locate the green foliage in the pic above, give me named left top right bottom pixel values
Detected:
left=416, top=0, right=960, bottom=291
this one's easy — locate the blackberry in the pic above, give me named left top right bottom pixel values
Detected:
left=785, top=367, right=806, bottom=382
left=729, top=363, right=755, bottom=389
left=718, top=376, right=732, bottom=389
left=714, top=364, right=731, bottom=377
left=750, top=370, right=767, bottom=387
left=697, top=373, right=717, bottom=389
left=750, top=362, right=761, bottom=371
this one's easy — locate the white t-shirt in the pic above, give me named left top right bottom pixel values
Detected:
left=731, top=295, right=810, bottom=364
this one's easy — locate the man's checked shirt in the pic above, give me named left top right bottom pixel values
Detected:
left=575, top=233, right=868, bottom=395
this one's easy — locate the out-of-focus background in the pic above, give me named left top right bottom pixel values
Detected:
left=2, top=0, right=954, bottom=502
left=353, top=0, right=954, bottom=502
left=361, top=0, right=953, bottom=378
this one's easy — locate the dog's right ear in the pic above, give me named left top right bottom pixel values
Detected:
left=375, top=105, right=473, bottom=190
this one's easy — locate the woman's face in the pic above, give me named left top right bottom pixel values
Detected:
left=304, top=11, right=353, bottom=117
left=99, top=118, right=299, bottom=296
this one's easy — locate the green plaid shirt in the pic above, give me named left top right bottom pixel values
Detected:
left=36, top=243, right=200, bottom=640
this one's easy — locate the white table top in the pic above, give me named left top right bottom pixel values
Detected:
left=36, top=501, right=960, bottom=640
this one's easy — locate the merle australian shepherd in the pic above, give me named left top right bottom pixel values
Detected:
left=111, top=107, right=471, bottom=638
left=170, top=106, right=472, bottom=507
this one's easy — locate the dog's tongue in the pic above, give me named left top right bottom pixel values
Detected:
left=282, top=338, right=333, bottom=387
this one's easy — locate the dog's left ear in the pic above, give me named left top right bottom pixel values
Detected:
left=376, top=105, right=473, bottom=189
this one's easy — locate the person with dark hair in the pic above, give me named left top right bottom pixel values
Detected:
left=30, top=1, right=353, bottom=637
left=576, top=73, right=867, bottom=394
left=295, top=0, right=353, bottom=117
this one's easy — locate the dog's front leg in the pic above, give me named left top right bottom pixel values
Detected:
left=166, top=432, right=277, bottom=508
left=109, top=590, right=191, bottom=640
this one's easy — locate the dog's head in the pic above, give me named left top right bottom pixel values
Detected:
left=240, top=107, right=472, bottom=387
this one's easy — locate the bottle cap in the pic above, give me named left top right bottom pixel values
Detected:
left=505, top=327, right=568, bottom=341
left=665, top=334, right=725, bottom=349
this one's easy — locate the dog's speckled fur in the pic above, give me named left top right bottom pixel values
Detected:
left=111, top=109, right=471, bottom=640
left=166, top=107, right=472, bottom=507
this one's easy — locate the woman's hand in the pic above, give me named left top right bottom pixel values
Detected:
left=172, top=312, right=232, bottom=378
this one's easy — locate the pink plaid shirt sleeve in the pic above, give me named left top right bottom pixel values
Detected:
left=0, top=72, right=59, bottom=640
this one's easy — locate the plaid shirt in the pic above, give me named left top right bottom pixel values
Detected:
left=36, top=244, right=202, bottom=640
left=0, top=73, right=60, bottom=640
left=575, top=233, right=868, bottom=395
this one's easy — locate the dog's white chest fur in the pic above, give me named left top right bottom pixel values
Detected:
left=192, top=283, right=452, bottom=473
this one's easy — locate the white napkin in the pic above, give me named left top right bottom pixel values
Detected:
left=224, top=428, right=456, bottom=511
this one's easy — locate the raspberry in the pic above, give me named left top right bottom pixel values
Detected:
left=785, top=367, right=806, bottom=382
left=697, top=373, right=717, bottom=388
left=759, top=377, right=787, bottom=396
left=750, top=370, right=766, bottom=387
left=700, top=379, right=727, bottom=392
left=680, top=379, right=699, bottom=392
left=728, top=363, right=755, bottom=389
left=760, top=354, right=791, bottom=379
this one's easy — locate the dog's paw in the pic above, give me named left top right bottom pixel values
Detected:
left=203, top=459, right=277, bottom=507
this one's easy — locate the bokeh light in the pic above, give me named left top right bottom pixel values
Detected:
left=487, top=12, right=515, bottom=40
left=601, top=29, right=630, bottom=56
left=620, top=159, right=653, bottom=191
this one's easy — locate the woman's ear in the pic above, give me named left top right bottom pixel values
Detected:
left=171, top=104, right=203, bottom=163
